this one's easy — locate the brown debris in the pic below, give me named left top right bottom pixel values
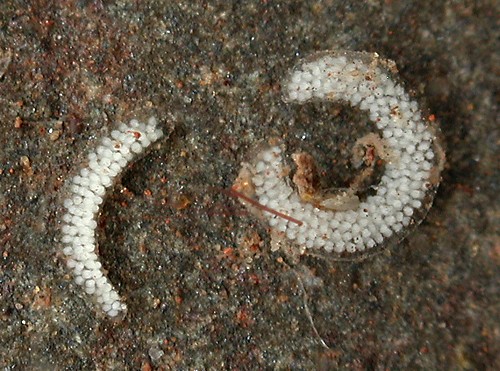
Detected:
left=429, top=134, right=446, bottom=186
left=32, top=286, right=52, bottom=310
left=290, top=150, right=360, bottom=211
left=171, top=194, right=191, bottom=210
left=291, top=152, right=320, bottom=201
left=19, top=155, right=33, bottom=176
left=49, top=121, right=63, bottom=141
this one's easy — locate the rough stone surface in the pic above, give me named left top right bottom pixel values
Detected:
left=0, top=1, right=497, bottom=369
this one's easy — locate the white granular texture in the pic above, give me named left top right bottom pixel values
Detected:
left=243, top=51, right=441, bottom=254
left=61, top=117, right=163, bottom=317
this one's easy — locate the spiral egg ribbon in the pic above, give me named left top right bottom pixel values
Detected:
left=237, top=51, right=442, bottom=254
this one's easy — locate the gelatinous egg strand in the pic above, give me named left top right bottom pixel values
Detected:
left=235, top=51, right=443, bottom=254
left=61, top=117, right=163, bottom=317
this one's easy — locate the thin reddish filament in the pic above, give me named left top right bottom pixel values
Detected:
left=224, top=187, right=303, bottom=226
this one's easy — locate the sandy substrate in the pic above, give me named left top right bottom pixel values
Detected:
left=0, top=1, right=497, bottom=369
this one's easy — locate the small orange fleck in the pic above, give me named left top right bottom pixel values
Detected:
left=420, top=346, right=429, bottom=354
left=428, top=114, right=436, bottom=122
left=248, top=274, right=260, bottom=285
left=277, top=294, right=289, bottom=303
left=235, top=306, right=254, bottom=327
left=127, top=130, right=141, bottom=139
left=14, top=117, right=22, bottom=129
left=175, top=288, right=183, bottom=304
left=143, top=189, right=152, bottom=197
left=223, top=247, right=234, bottom=257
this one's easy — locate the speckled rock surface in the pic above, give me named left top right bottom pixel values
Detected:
left=0, top=1, right=497, bottom=369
